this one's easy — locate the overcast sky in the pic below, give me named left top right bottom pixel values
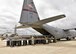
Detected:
left=0, top=0, right=76, bottom=34
left=46, top=0, right=76, bottom=29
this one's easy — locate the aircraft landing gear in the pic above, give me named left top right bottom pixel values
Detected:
left=7, top=41, right=10, bottom=46
left=72, top=37, right=75, bottom=39
left=50, top=36, right=57, bottom=43
left=66, top=37, right=71, bottom=40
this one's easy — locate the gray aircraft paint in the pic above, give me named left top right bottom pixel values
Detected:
left=19, top=0, right=39, bottom=24
left=18, top=0, right=76, bottom=39
left=42, top=24, right=76, bottom=39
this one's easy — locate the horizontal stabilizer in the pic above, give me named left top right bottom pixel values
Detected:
left=32, top=14, right=66, bottom=25
left=17, top=14, right=65, bottom=28
left=16, top=25, right=41, bottom=28
left=16, top=25, right=30, bottom=28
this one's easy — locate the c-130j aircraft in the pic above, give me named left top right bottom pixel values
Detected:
left=17, top=0, right=76, bottom=41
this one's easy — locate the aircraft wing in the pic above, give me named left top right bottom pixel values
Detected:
left=17, top=14, right=65, bottom=28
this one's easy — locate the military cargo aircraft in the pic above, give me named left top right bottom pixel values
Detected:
left=1, top=0, right=76, bottom=47
left=16, top=0, right=76, bottom=41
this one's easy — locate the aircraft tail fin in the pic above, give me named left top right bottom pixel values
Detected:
left=19, top=0, right=40, bottom=24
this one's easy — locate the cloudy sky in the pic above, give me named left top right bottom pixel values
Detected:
left=0, top=0, right=76, bottom=34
